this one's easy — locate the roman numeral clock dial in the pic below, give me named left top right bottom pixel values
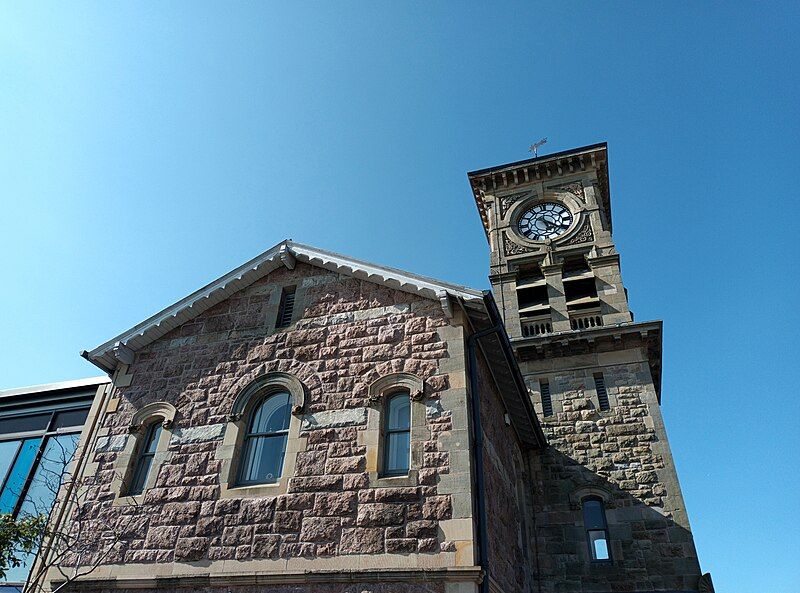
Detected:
left=517, top=202, right=574, bottom=241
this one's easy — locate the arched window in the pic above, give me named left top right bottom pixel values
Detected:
left=238, top=391, right=291, bottom=485
left=582, top=496, right=611, bottom=561
left=383, top=392, right=411, bottom=476
left=127, top=421, right=163, bottom=496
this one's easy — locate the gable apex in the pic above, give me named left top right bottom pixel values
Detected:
left=82, top=240, right=483, bottom=374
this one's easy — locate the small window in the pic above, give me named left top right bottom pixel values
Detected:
left=583, top=497, right=611, bottom=562
left=383, top=393, right=410, bottom=476
left=540, top=380, right=553, bottom=417
left=594, top=373, right=610, bottom=411
left=127, top=422, right=163, bottom=496
left=275, top=287, right=296, bottom=328
left=238, top=392, right=291, bottom=485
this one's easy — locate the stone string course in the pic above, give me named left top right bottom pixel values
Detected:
left=78, top=263, right=460, bottom=567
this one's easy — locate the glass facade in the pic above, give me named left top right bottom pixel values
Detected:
left=0, top=405, right=89, bottom=586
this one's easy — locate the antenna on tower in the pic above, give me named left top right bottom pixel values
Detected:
left=529, top=137, right=548, bottom=157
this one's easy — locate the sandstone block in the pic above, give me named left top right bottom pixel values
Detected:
left=357, top=503, right=405, bottom=526
left=340, top=527, right=383, bottom=554
left=174, top=537, right=209, bottom=561
left=299, top=517, right=340, bottom=542
left=314, top=492, right=357, bottom=516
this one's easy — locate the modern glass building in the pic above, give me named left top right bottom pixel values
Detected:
left=0, top=377, right=108, bottom=592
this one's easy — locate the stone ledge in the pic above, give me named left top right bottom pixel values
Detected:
left=55, top=566, right=484, bottom=590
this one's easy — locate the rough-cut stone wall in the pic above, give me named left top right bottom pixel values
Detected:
left=525, top=352, right=702, bottom=592
left=75, top=262, right=466, bottom=571
left=84, top=584, right=446, bottom=593
left=477, top=354, right=529, bottom=593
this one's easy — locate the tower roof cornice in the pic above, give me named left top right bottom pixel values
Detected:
left=467, top=142, right=611, bottom=239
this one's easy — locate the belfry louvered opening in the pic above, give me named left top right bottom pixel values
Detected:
left=594, top=373, right=610, bottom=411
left=276, top=287, right=296, bottom=328
left=540, top=380, right=553, bottom=417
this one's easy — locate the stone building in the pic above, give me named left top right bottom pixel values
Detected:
left=29, top=143, right=710, bottom=593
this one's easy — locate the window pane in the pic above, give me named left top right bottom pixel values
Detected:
left=52, top=408, right=90, bottom=430
left=143, top=423, right=162, bottom=455
left=3, top=549, right=35, bottom=584
left=589, top=530, right=610, bottom=560
left=582, top=499, right=606, bottom=529
left=387, top=395, right=410, bottom=431
left=386, top=431, right=410, bottom=474
left=128, top=454, right=154, bottom=495
left=240, top=434, right=287, bottom=483
left=0, top=414, right=50, bottom=435
left=249, top=392, right=291, bottom=434
left=18, top=433, right=80, bottom=518
left=0, top=438, right=41, bottom=514
left=0, top=440, right=22, bottom=491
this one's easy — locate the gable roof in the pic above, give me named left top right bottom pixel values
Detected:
left=81, top=240, right=545, bottom=449
left=82, top=240, right=484, bottom=374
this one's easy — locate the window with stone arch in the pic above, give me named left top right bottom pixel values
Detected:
left=368, top=372, right=424, bottom=480
left=237, top=391, right=292, bottom=485
left=582, top=495, right=612, bottom=562
left=113, top=401, right=176, bottom=501
left=218, top=372, right=306, bottom=496
left=383, top=392, right=411, bottom=476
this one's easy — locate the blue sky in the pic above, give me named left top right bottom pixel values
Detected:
left=1, top=2, right=798, bottom=591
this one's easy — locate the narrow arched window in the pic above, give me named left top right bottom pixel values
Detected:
left=583, top=496, right=611, bottom=561
left=127, top=421, right=163, bottom=495
left=238, top=391, right=291, bottom=485
left=383, top=392, right=410, bottom=476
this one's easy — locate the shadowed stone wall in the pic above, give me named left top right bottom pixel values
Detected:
left=477, top=354, right=530, bottom=593
left=524, top=346, right=702, bottom=592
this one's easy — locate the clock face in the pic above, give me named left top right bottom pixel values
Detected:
left=517, top=202, right=574, bottom=241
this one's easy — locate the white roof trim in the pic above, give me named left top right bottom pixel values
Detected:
left=0, top=376, right=110, bottom=399
left=83, top=240, right=483, bottom=373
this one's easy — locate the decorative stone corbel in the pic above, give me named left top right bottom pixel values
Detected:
left=409, top=389, right=424, bottom=402
left=128, top=423, right=141, bottom=434
left=227, top=413, right=242, bottom=422
left=291, top=404, right=304, bottom=416
left=112, top=342, right=135, bottom=365
left=161, top=418, right=173, bottom=429
left=437, top=290, right=453, bottom=319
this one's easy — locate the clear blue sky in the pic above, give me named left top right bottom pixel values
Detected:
left=1, top=2, right=798, bottom=591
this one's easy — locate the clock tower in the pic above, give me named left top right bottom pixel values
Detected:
left=468, top=143, right=707, bottom=592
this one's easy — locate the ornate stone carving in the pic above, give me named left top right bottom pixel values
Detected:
left=549, top=181, right=585, bottom=202
left=561, top=218, right=594, bottom=246
left=499, top=191, right=532, bottom=217
left=503, top=232, right=537, bottom=256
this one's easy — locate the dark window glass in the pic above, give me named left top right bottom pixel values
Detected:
left=127, top=423, right=163, bottom=496
left=0, top=414, right=50, bottom=435
left=540, top=381, right=553, bottom=417
left=384, top=393, right=410, bottom=476
left=583, top=497, right=611, bottom=561
left=594, top=373, right=610, bottom=411
left=238, top=392, right=291, bottom=484
left=0, top=438, right=41, bottom=514
left=276, top=287, right=296, bottom=328
left=52, top=408, right=90, bottom=430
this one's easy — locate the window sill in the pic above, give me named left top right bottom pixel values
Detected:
left=218, top=480, right=286, bottom=499
left=372, top=470, right=417, bottom=488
